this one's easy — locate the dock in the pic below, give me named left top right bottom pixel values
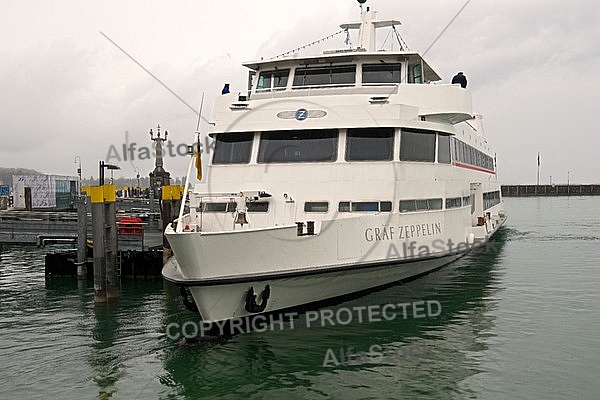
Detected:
left=43, top=247, right=164, bottom=279
left=0, top=198, right=161, bottom=246
left=501, top=184, right=600, bottom=197
left=0, top=199, right=166, bottom=280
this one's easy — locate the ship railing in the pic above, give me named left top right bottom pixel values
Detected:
left=177, top=190, right=272, bottom=233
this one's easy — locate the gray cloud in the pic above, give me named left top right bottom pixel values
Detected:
left=0, top=0, right=598, bottom=185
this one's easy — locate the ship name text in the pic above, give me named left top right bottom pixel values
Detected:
left=364, top=222, right=442, bottom=242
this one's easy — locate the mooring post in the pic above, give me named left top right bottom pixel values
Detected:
left=76, top=195, right=88, bottom=279
left=90, top=186, right=106, bottom=303
left=104, top=187, right=119, bottom=299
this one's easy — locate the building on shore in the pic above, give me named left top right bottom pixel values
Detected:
left=11, top=174, right=78, bottom=210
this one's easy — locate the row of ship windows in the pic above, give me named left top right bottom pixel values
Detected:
left=213, top=128, right=491, bottom=168
left=196, top=194, right=505, bottom=214
left=254, top=63, right=423, bottom=91
left=483, top=191, right=502, bottom=210
left=198, top=202, right=269, bottom=213
left=450, top=138, right=494, bottom=171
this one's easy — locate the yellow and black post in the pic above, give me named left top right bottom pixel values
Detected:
left=161, top=185, right=183, bottom=264
left=89, top=183, right=118, bottom=303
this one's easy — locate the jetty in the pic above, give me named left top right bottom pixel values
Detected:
left=501, top=184, right=600, bottom=197
left=0, top=199, right=161, bottom=246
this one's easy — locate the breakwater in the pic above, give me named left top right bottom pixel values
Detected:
left=501, top=184, right=600, bottom=197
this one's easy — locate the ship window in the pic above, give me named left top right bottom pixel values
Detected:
left=212, top=132, right=254, bottom=164
left=399, top=198, right=442, bottom=212
left=362, top=63, right=401, bottom=84
left=416, top=199, right=429, bottom=210
left=462, top=196, right=471, bottom=206
left=338, top=201, right=391, bottom=212
left=199, top=202, right=268, bottom=212
left=256, top=69, right=290, bottom=92
left=450, top=138, right=458, bottom=161
left=258, top=129, right=338, bottom=163
left=445, top=197, right=462, bottom=209
left=346, top=128, right=394, bottom=161
left=353, top=202, right=379, bottom=212
left=400, top=129, right=435, bottom=162
left=437, top=134, right=451, bottom=164
left=412, top=64, right=422, bottom=84
left=380, top=201, right=392, bottom=212
left=293, top=65, right=356, bottom=87
left=483, top=191, right=501, bottom=210
left=458, top=141, right=465, bottom=162
left=450, top=138, right=494, bottom=171
left=201, top=202, right=237, bottom=212
left=338, top=202, right=350, bottom=212
left=304, top=202, right=329, bottom=213
left=247, top=202, right=269, bottom=212
left=428, top=198, right=443, bottom=210
left=248, top=71, right=256, bottom=91
left=399, top=200, right=416, bottom=212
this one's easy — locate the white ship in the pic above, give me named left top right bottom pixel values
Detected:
left=163, top=1, right=507, bottom=323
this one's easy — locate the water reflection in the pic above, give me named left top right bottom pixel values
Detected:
left=160, top=228, right=509, bottom=399
left=85, top=280, right=165, bottom=399
left=0, top=229, right=509, bottom=399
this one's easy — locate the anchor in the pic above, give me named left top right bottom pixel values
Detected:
left=179, top=286, right=199, bottom=313
left=245, top=285, right=271, bottom=313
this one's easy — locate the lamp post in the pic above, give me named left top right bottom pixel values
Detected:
left=99, top=161, right=120, bottom=186
left=74, top=156, right=82, bottom=195
left=107, top=165, right=119, bottom=184
left=134, top=168, right=141, bottom=197
left=74, top=155, right=86, bottom=279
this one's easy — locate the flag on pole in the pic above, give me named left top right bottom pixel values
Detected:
left=195, top=136, right=202, bottom=181
left=537, top=152, right=540, bottom=166
left=195, top=94, right=205, bottom=181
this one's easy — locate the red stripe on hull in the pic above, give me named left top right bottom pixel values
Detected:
left=452, top=161, right=496, bottom=175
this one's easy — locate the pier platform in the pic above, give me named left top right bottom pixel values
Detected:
left=0, top=207, right=161, bottom=246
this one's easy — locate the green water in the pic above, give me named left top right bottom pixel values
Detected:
left=1, top=197, right=599, bottom=399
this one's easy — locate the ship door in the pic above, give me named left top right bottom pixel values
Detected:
left=470, top=183, right=483, bottom=226
left=24, top=187, right=32, bottom=210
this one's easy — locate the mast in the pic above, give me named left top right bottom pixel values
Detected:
left=340, top=0, right=400, bottom=52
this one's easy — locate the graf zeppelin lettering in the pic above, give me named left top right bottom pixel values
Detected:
left=364, top=222, right=442, bottom=242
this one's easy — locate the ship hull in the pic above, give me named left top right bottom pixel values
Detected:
left=163, top=212, right=506, bottom=322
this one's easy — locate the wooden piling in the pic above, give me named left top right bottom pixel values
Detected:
left=90, top=184, right=118, bottom=303
left=91, top=190, right=106, bottom=303
left=105, top=199, right=119, bottom=299
left=75, top=195, right=87, bottom=279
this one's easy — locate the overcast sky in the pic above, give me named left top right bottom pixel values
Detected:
left=1, top=0, right=598, bottom=185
